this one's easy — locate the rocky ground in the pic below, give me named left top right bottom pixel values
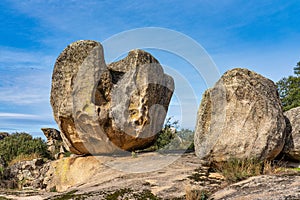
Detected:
left=0, top=152, right=299, bottom=200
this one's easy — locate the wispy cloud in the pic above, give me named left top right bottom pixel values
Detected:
left=0, top=47, right=53, bottom=105
left=0, top=47, right=55, bottom=69
left=0, top=112, right=39, bottom=119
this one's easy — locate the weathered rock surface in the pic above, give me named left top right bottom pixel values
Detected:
left=194, top=68, right=286, bottom=162
left=210, top=174, right=300, bottom=200
left=0, top=158, right=50, bottom=190
left=50, top=40, right=174, bottom=155
left=281, top=107, right=300, bottom=161
left=1, top=153, right=299, bottom=199
left=41, top=128, right=66, bottom=159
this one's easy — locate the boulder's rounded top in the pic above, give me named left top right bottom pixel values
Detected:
left=222, top=68, right=268, bottom=80
left=284, top=106, right=300, bottom=115
left=67, top=40, right=100, bottom=48
left=108, top=49, right=159, bottom=73
left=128, top=49, right=159, bottom=62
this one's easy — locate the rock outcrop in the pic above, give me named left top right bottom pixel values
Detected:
left=0, top=159, right=49, bottom=190
left=44, top=156, right=101, bottom=192
left=50, top=40, right=174, bottom=155
left=194, top=68, right=286, bottom=162
left=41, top=128, right=66, bottom=159
left=281, top=107, right=300, bottom=161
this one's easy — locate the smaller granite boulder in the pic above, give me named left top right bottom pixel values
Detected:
left=281, top=107, right=300, bottom=161
left=194, top=68, right=286, bottom=162
left=41, top=128, right=66, bottom=159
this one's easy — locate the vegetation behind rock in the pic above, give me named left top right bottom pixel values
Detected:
left=0, top=132, right=50, bottom=166
left=145, top=117, right=194, bottom=152
left=277, top=62, right=300, bottom=111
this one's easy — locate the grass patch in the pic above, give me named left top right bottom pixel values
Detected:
left=294, top=168, right=300, bottom=171
left=0, top=197, right=11, bottom=200
left=186, top=189, right=209, bottom=200
left=50, top=190, right=78, bottom=200
left=106, top=188, right=133, bottom=200
left=132, top=189, right=161, bottom=200
left=213, top=158, right=263, bottom=183
left=211, top=158, right=287, bottom=183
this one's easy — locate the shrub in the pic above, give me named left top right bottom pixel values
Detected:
left=145, top=118, right=195, bottom=151
left=276, top=62, right=300, bottom=111
left=145, top=117, right=177, bottom=151
left=214, top=158, right=263, bottom=183
left=0, top=132, right=50, bottom=165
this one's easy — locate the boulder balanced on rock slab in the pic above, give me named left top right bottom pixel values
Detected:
left=50, top=40, right=174, bottom=155
left=194, top=68, right=286, bottom=162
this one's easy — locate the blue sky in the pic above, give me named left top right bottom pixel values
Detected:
left=0, top=0, right=300, bottom=138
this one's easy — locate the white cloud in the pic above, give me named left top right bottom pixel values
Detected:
left=0, top=112, right=39, bottom=119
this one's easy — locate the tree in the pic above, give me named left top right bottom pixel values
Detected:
left=277, top=62, right=300, bottom=111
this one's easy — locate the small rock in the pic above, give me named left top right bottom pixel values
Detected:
left=208, top=173, right=225, bottom=180
left=41, top=128, right=66, bottom=159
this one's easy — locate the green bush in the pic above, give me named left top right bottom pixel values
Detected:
left=277, top=62, right=300, bottom=111
left=0, top=132, right=50, bottom=165
left=145, top=118, right=195, bottom=151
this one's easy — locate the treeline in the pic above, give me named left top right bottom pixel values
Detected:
left=276, top=62, right=300, bottom=111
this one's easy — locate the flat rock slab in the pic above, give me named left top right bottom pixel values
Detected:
left=211, top=174, right=300, bottom=200
left=0, top=153, right=226, bottom=199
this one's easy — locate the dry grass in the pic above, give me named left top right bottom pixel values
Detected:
left=8, top=153, right=41, bottom=166
left=185, top=187, right=209, bottom=200
left=212, top=158, right=285, bottom=183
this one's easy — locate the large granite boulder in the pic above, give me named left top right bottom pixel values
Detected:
left=50, top=40, right=174, bottom=155
left=194, top=68, right=286, bottom=162
left=281, top=107, right=300, bottom=161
